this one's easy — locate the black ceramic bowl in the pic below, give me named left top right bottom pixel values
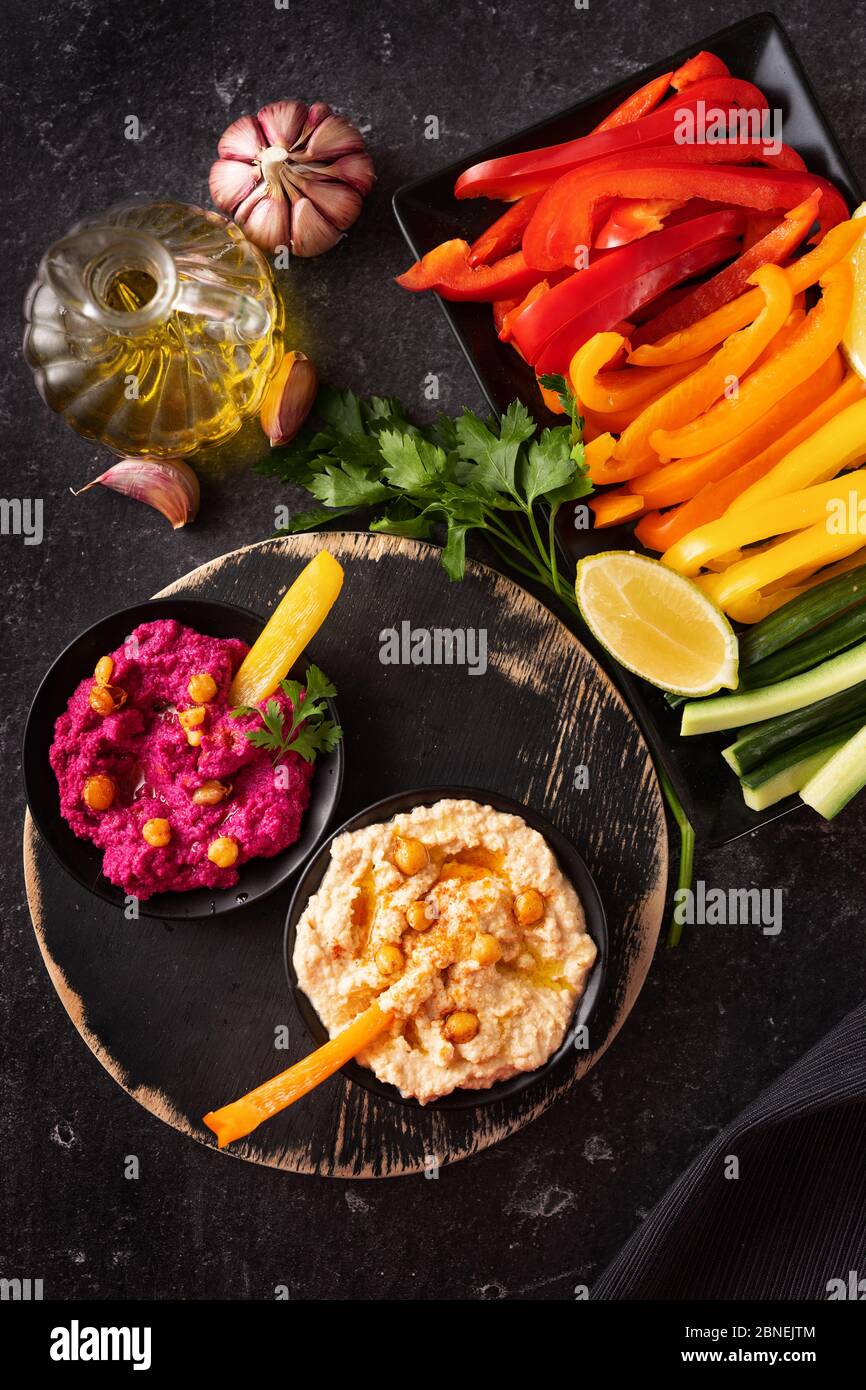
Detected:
left=284, top=786, right=606, bottom=1110
left=23, top=597, right=344, bottom=920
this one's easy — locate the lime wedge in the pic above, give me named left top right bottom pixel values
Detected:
left=576, top=550, right=739, bottom=695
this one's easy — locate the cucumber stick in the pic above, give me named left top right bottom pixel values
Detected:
left=800, top=722, right=866, bottom=819
left=741, top=742, right=846, bottom=812
left=739, top=605, right=866, bottom=689
left=736, top=721, right=863, bottom=787
left=738, top=566, right=866, bottom=668
left=723, top=687, right=866, bottom=775
left=681, top=639, right=866, bottom=736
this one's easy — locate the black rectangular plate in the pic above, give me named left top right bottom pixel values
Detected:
left=393, top=11, right=863, bottom=845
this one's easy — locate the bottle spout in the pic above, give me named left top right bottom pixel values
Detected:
left=40, top=226, right=178, bottom=332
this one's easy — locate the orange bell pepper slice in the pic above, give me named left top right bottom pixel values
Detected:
left=635, top=356, right=850, bottom=551
left=650, top=262, right=853, bottom=459
left=537, top=377, right=566, bottom=414
left=569, top=332, right=708, bottom=415
left=629, top=216, right=865, bottom=366
left=589, top=490, right=645, bottom=528
left=631, top=312, right=819, bottom=509
left=584, top=433, right=617, bottom=480
left=608, top=264, right=794, bottom=474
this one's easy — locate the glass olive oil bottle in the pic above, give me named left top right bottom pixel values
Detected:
left=24, top=199, right=284, bottom=457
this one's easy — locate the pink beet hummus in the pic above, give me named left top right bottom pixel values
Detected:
left=49, top=619, right=314, bottom=900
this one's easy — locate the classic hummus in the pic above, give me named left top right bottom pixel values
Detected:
left=293, top=798, right=597, bottom=1103
left=49, top=618, right=314, bottom=899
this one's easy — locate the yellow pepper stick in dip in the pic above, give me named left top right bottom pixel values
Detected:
left=229, top=549, right=344, bottom=707
left=203, top=1002, right=393, bottom=1148
left=663, top=468, right=866, bottom=576
left=650, top=262, right=854, bottom=460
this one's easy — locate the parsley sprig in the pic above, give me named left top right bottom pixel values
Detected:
left=257, top=381, right=591, bottom=606
left=230, top=664, right=342, bottom=765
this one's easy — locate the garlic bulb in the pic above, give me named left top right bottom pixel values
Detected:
left=74, top=458, right=200, bottom=528
left=209, top=100, right=375, bottom=256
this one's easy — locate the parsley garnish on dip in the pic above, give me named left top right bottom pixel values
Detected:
left=49, top=619, right=341, bottom=900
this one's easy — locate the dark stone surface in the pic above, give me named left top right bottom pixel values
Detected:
left=2, top=0, right=864, bottom=1300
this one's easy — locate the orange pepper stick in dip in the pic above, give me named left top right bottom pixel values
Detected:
left=203, top=1002, right=393, bottom=1148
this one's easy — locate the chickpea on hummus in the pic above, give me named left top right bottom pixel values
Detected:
left=293, top=798, right=597, bottom=1103
left=49, top=619, right=315, bottom=900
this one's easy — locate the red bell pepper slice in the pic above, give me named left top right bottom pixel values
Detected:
left=671, top=51, right=730, bottom=91
left=395, top=240, right=546, bottom=301
left=467, top=70, right=675, bottom=269
left=523, top=163, right=848, bottom=271
left=593, top=71, right=673, bottom=132
left=594, top=197, right=684, bottom=249
left=533, top=238, right=741, bottom=375
left=586, top=137, right=805, bottom=252
left=511, top=208, right=745, bottom=365
left=498, top=280, right=549, bottom=341
left=631, top=190, right=824, bottom=347
left=628, top=283, right=693, bottom=326
left=468, top=193, right=543, bottom=266
left=454, top=77, right=769, bottom=201
left=492, top=295, right=520, bottom=334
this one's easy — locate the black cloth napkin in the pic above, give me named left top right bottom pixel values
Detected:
left=592, top=1001, right=866, bottom=1300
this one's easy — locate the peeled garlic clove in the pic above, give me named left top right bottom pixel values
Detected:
left=260, top=351, right=317, bottom=446
left=291, top=198, right=344, bottom=257
left=74, top=458, right=200, bottom=529
left=257, top=99, right=307, bottom=149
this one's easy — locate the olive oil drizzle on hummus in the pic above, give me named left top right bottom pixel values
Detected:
left=350, top=836, right=565, bottom=988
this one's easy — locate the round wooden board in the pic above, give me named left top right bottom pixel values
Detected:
left=23, top=533, right=667, bottom=1177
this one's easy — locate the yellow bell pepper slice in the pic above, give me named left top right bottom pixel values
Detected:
left=725, top=395, right=866, bottom=518
left=663, top=468, right=866, bottom=577
left=649, top=262, right=854, bottom=460
left=697, top=521, right=866, bottom=614
left=229, top=549, right=344, bottom=707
